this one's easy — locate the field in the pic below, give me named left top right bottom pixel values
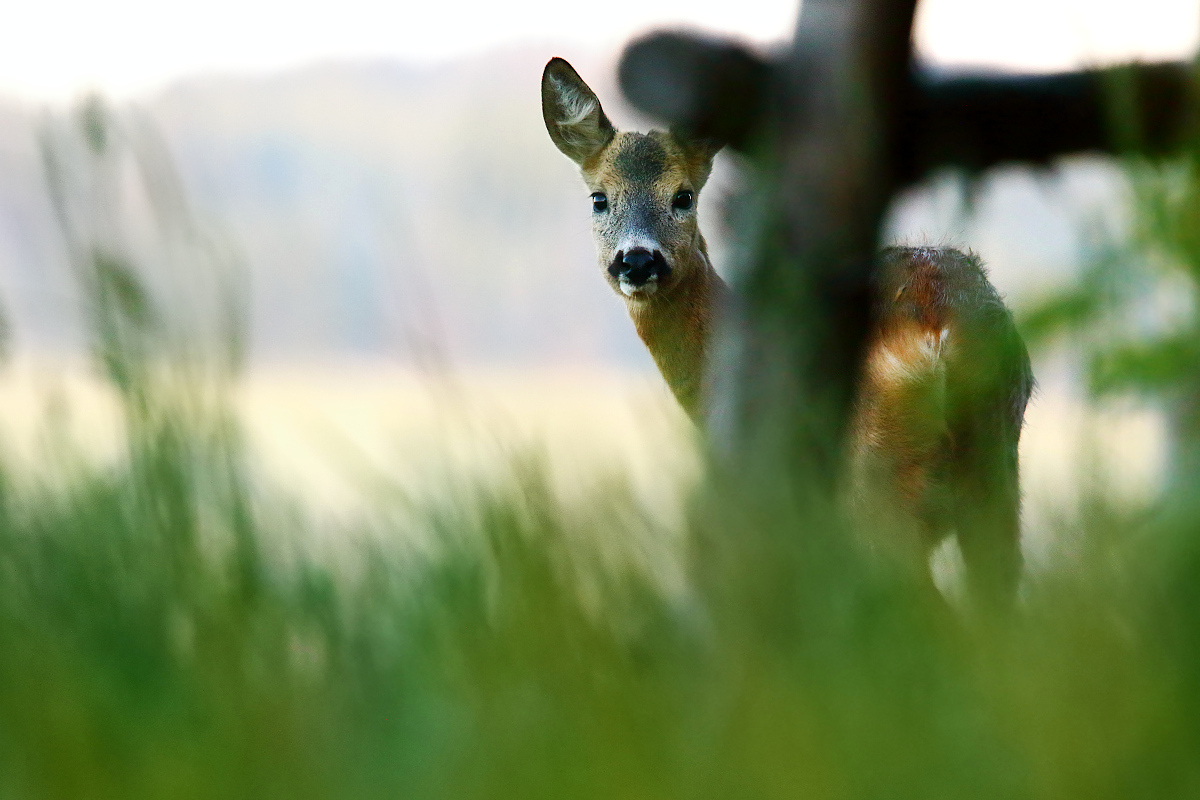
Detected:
left=0, top=115, right=1194, bottom=792
left=1, top=349, right=1195, bottom=798
left=0, top=355, right=1163, bottom=533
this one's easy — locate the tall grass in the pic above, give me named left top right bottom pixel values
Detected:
left=4, top=98, right=1200, bottom=799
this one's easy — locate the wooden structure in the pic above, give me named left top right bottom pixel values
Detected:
left=619, top=2, right=1199, bottom=489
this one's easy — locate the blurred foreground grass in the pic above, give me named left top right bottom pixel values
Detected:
left=5, top=350, right=1200, bottom=799
left=6, top=98, right=1200, bottom=799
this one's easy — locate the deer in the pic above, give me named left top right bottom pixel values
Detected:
left=541, top=57, right=1034, bottom=610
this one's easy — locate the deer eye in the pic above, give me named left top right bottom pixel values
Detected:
left=591, top=192, right=608, bottom=212
left=672, top=190, right=694, bottom=211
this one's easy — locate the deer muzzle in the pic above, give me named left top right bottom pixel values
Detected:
left=609, top=248, right=671, bottom=296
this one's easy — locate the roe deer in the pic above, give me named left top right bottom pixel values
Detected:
left=541, top=57, right=1034, bottom=608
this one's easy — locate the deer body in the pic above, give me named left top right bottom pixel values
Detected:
left=542, top=58, right=1033, bottom=606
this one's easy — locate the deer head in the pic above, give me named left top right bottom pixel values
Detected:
left=541, top=57, right=722, bottom=302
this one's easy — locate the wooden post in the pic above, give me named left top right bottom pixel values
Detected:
left=619, top=6, right=1199, bottom=486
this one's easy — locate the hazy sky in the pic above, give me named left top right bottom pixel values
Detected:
left=2, top=0, right=1198, bottom=103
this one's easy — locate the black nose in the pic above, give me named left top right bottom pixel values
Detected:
left=609, top=248, right=669, bottom=287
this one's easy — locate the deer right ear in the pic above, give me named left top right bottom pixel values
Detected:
left=673, top=130, right=724, bottom=189
left=542, top=58, right=616, bottom=165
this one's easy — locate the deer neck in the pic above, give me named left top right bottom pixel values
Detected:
left=626, top=243, right=728, bottom=419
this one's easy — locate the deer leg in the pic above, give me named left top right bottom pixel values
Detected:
left=950, top=421, right=1022, bottom=614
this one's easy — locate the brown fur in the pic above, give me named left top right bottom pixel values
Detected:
left=543, top=60, right=1033, bottom=608
left=626, top=246, right=728, bottom=415
left=851, top=247, right=1033, bottom=603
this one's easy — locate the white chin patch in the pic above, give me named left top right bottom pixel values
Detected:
left=619, top=279, right=658, bottom=298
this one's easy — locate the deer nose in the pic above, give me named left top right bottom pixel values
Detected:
left=609, top=248, right=664, bottom=287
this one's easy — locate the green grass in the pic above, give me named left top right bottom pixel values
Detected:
left=2, top=344, right=1199, bottom=799
left=6, top=97, right=1200, bottom=799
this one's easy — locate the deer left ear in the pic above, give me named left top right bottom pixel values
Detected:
left=673, top=130, right=724, bottom=189
left=542, top=58, right=616, bottom=165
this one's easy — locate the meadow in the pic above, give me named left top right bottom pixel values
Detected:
left=3, top=97, right=1200, bottom=799
left=0, top=321, right=1196, bottom=799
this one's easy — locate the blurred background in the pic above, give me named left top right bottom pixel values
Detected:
left=0, top=0, right=1196, bottom=521
left=8, top=2, right=1200, bottom=796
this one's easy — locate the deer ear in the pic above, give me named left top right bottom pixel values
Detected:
left=673, top=130, right=724, bottom=189
left=542, top=58, right=616, bottom=165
